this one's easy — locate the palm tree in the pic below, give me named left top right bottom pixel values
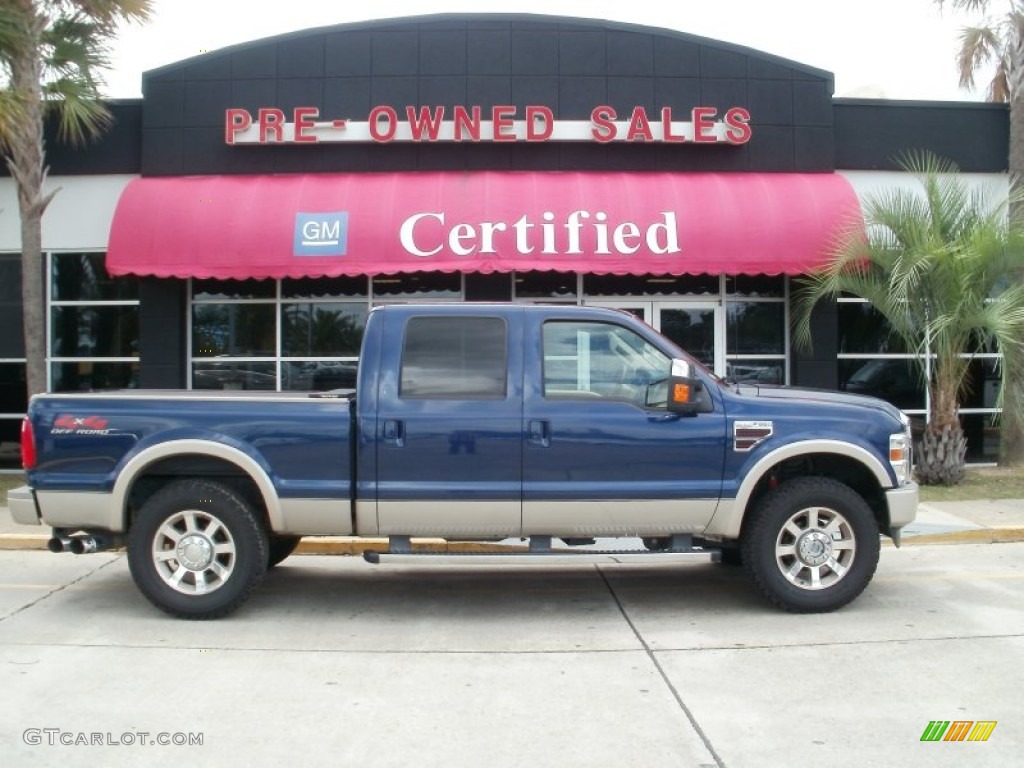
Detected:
left=936, top=0, right=1024, bottom=464
left=793, top=152, right=1024, bottom=485
left=0, top=1, right=152, bottom=399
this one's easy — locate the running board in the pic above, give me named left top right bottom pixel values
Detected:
left=363, top=549, right=721, bottom=566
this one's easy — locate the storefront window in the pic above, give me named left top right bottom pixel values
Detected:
left=190, top=274, right=462, bottom=391
left=51, top=306, right=138, bottom=357
left=192, top=361, right=276, bottom=391
left=283, top=276, right=368, bottom=299
left=838, top=358, right=926, bottom=410
left=52, top=361, right=139, bottom=391
left=0, top=361, right=27, bottom=470
left=0, top=254, right=25, bottom=466
left=282, top=304, right=366, bottom=357
left=515, top=271, right=579, bottom=300
left=52, top=252, right=138, bottom=302
left=192, top=304, right=275, bottom=357
left=49, top=253, right=139, bottom=394
left=726, top=302, right=785, bottom=355
left=837, top=300, right=909, bottom=354
left=836, top=297, right=1004, bottom=463
left=372, top=272, right=461, bottom=299
left=725, top=274, right=786, bottom=297
left=583, top=273, right=720, bottom=296
left=192, top=279, right=275, bottom=301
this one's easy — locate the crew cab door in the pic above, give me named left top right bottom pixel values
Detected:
left=522, top=315, right=726, bottom=536
left=373, top=311, right=523, bottom=537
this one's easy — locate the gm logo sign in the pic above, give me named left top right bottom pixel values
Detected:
left=294, top=212, right=348, bottom=256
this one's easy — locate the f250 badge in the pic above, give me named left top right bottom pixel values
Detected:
left=51, top=415, right=112, bottom=436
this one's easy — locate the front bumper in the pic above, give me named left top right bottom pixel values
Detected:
left=885, top=482, right=918, bottom=545
left=7, top=486, right=41, bottom=526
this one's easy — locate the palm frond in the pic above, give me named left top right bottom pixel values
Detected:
left=957, top=25, right=1002, bottom=90
left=44, top=77, right=111, bottom=145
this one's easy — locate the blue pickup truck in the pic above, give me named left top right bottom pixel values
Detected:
left=8, top=303, right=917, bottom=618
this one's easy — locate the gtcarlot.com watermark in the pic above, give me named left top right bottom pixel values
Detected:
left=23, top=728, right=203, bottom=747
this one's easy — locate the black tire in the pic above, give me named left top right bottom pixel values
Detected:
left=127, top=479, right=268, bottom=619
left=719, top=545, right=743, bottom=567
left=740, top=477, right=880, bottom=613
left=267, top=534, right=302, bottom=568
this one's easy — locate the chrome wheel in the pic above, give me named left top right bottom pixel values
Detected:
left=152, top=509, right=237, bottom=595
left=774, top=505, right=856, bottom=591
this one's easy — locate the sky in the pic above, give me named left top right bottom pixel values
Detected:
left=102, top=0, right=992, bottom=102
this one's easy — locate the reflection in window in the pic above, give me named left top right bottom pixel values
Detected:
left=51, top=306, right=138, bottom=357
left=727, top=360, right=784, bottom=385
left=726, top=302, right=784, bottom=355
left=51, top=362, right=139, bottom=392
left=838, top=301, right=908, bottom=354
left=838, top=359, right=925, bottom=410
left=0, top=362, right=27, bottom=468
left=584, top=273, right=719, bottom=297
left=373, top=272, right=460, bottom=299
left=282, top=304, right=366, bottom=357
left=52, top=253, right=138, bottom=302
left=192, top=362, right=276, bottom=391
left=543, top=321, right=670, bottom=407
left=192, top=304, right=275, bottom=357
left=516, top=271, right=579, bottom=300
left=49, top=253, right=139, bottom=395
left=192, top=279, right=275, bottom=301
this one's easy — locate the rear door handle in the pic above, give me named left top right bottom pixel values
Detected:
left=528, top=419, right=550, bottom=447
left=383, top=419, right=405, bottom=445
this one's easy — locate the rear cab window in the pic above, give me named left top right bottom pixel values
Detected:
left=400, top=316, right=507, bottom=398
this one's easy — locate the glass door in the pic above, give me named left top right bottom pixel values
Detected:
left=584, top=300, right=724, bottom=376
left=653, top=302, right=724, bottom=376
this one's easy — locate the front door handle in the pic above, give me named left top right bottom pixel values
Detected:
left=383, top=419, right=405, bottom=446
left=528, top=419, right=550, bottom=447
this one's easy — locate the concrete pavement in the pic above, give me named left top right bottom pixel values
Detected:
left=0, top=543, right=1021, bottom=766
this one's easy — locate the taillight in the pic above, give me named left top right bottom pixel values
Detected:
left=20, top=418, right=36, bottom=469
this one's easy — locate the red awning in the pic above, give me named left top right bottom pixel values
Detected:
left=106, top=171, right=862, bottom=279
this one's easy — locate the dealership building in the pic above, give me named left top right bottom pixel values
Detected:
left=0, top=13, right=1011, bottom=469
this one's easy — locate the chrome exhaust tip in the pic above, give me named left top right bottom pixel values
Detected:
left=47, top=536, right=74, bottom=553
left=68, top=535, right=124, bottom=554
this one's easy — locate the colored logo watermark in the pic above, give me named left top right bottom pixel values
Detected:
left=920, top=720, right=997, bottom=742
left=294, top=212, right=348, bottom=256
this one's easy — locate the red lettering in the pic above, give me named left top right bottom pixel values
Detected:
left=492, top=106, right=516, bottom=141
left=526, top=106, right=553, bottom=141
left=258, top=108, right=285, bottom=143
left=407, top=106, right=445, bottom=141
left=626, top=107, right=654, bottom=142
left=590, top=106, right=617, bottom=143
left=369, top=106, right=397, bottom=142
left=692, top=106, right=718, bottom=143
left=454, top=106, right=481, bottom=141
left=724, top=107, right=752, bottom=145
left=660, top=107, right=685, bottom=143
left=225, top=108, right=252, bottom=144
left=293, top=107, right=319, bottom=143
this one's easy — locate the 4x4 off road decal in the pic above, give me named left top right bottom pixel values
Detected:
left=50, top=415, right=112, bottom=436
left=734, top=421, right=773, bottom=452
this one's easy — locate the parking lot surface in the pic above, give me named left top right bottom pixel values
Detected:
left=0, top=543, right=1021, bottom=767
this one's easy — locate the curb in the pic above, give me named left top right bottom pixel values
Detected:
left=891, top=528, right=1024, bottom=546
left=4, top=531, right=1024, bottom=553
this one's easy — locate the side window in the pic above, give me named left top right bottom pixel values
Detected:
left=543, top=321, right=670, bottom=407
left=401, top=316, right=507, bottom=398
